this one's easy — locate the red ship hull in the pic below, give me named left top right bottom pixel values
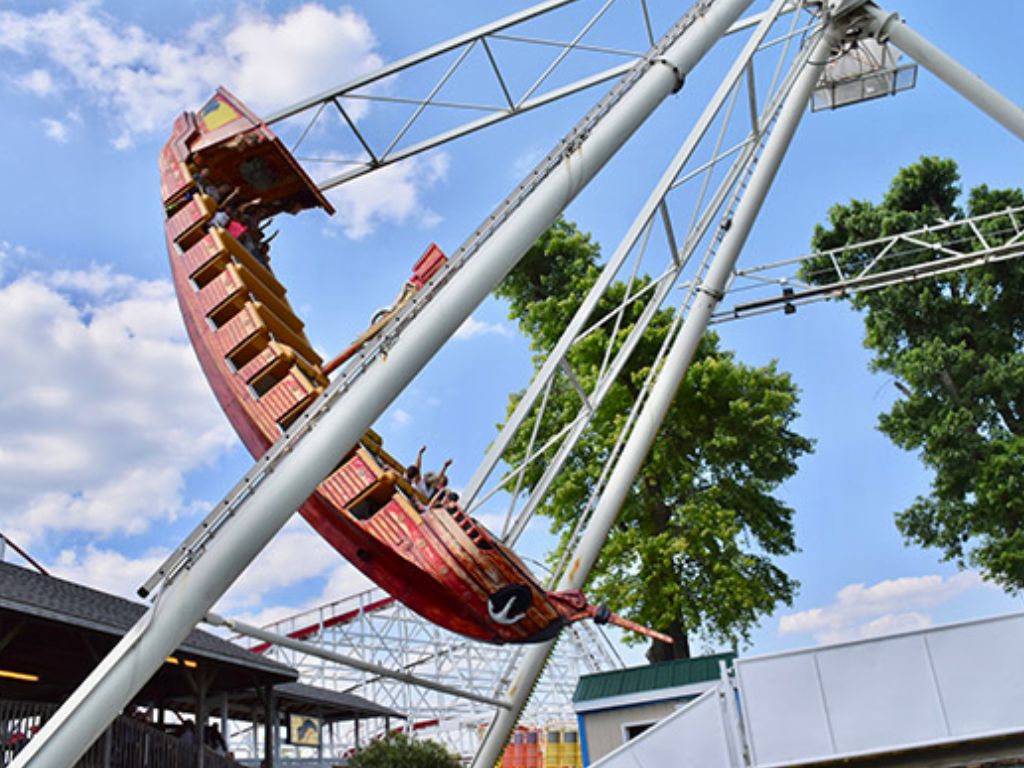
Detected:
left=159, top=89, right=574, bottom=644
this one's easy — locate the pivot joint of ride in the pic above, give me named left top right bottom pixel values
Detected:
left=818, top=1, right=897, bottom=53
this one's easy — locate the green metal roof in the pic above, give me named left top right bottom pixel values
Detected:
left=573, top=652, right=735, bottom=704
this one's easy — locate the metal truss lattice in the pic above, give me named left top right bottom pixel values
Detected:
left=714, top=203, right=1024, bottom=322
left=266, top=0, right=667, bottom=191
left=227, top=586, right=623, bottom=760
left=462, top=0, right=824, bottom=569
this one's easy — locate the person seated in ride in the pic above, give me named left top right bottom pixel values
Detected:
left=193, top=168, right=239, bottom=206
left=193, top=166, right=216, bottom=196
left=229, top=213, right=256, bottom=243
left=427, top=477, right=456, bottom=512
left=251, top=206, right=279, bottom=242
left=437, top=488, right=461, bottom=516
left=424, top=458, right=452, bottom=505
left=209, top=200, right=246, bottom=233
left=227, top=131, right=262, bottom=151
left=405, top=445, right=428, bottom=497
left=236, top=197, right=264, bottom=217
left=427, top=478, right=447, bottom=510
left=209, top=209, right=231, bottom=230
left=232, top=220, right=252, bottom=243
left=243, top=203, right=273, bottom=234
left=204, top=181, right=239, bottom=209
left=249, top=238, right=271, bottom=268
left=209, top=205, right=263, bottom=262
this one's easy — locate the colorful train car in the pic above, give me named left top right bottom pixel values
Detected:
left=500, top=724, right=582, bottom=768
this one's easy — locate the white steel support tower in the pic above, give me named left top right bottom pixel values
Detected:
left=16, top=1, right=1024, bottom=766
left=212, top=196, right=1024, bottom=763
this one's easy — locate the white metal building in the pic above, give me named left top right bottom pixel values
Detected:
left=591, top=612, right=1024, bottom=768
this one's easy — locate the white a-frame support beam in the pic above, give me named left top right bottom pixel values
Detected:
left=474, top=5, right=1024, bottom=762
left=204, top=613, right=512, bottom=709
left=13, top=2, right=755, bottom=766
left=864, top=3, right=1024, bottom=140
left=471, top=27, right=832, bottom=768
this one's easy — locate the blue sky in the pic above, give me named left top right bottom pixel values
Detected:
left=0, top=0, right=1022, bottom=662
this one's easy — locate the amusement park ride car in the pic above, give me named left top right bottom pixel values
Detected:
left=15, top=0, right=1023, bottom=767
left=157, top=86, right=670, bottom=647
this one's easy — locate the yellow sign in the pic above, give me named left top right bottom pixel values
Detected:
left=198, top=96, right=240, bottom=132
left=288, top=714, right=321, bottom=747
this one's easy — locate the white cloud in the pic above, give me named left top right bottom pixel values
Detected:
left=41, top=117, right=68, bottom=143
left=317, top=560, right=375, bottom=603
left=841, top=611, right=934, bottom=641
left=0, top=3, right=218, bottom=149
left=51, top=545, right=167, bottom=600
left=220, top=517, right=375, bottom=627
left=778, top=572, right=993, bottom=644
left=0, top=264, right=235, bottom=548
left=231, top=560, right=376, bottom=629
left=220, top=519, right=342, bottom=611
left=0, top=241, right=29, bottom=282
left=46, top=514, right=372, bottom=615
left=224, top=5, right=381, bottom=116
left=511, top=145, right=546, bottom=180
left=15, top=67, right=55, bottom=96
left=391, top=407, right=413, bottom=428
left=454, top=315, right=511, bottom=340
left=18, top=468, right=203, bottom=539
left=46, top=262, right=140, bottom=296
left=0, top=3, right=383, bottom=148
left=323, top=152, right=450, bottom=239
left=1, top=4, right=445, bottom=239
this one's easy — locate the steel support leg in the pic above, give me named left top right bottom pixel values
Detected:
left=13, top=2, right=753, bottom=766
left=463, top=0, right=793, bottom=510
left=205, top=612, right=511, bottom=709
left=471, top=29, right=831, bottom=768
left=864, top=4, right=1024, bottom=140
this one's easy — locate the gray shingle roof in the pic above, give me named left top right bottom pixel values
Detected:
left=275, top=682, right=403, bottom=720
left=0, top=560, right=295, bottom=679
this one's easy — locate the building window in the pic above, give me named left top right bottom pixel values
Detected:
left=623, top=722, right=654, bottom=741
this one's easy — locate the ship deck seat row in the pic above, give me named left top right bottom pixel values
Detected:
left=164, top=170, right=327, bottom=433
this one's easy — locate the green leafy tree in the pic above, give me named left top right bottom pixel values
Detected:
left=801, top=157, right=1024, bottom=590
left=346, top=735, right=461, bottom=768
left=496, top=219, right=812, bottom=659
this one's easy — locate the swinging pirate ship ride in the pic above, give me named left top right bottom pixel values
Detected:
left=158, top=88, right=669, bottom=646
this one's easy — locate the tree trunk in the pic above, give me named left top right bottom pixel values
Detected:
left=646, top=618, right=690, bottom=662
left=640, top=486, right=693, bottom=662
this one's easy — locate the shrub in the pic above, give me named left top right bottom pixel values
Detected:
left=345, top=734, right=461, bottom=768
